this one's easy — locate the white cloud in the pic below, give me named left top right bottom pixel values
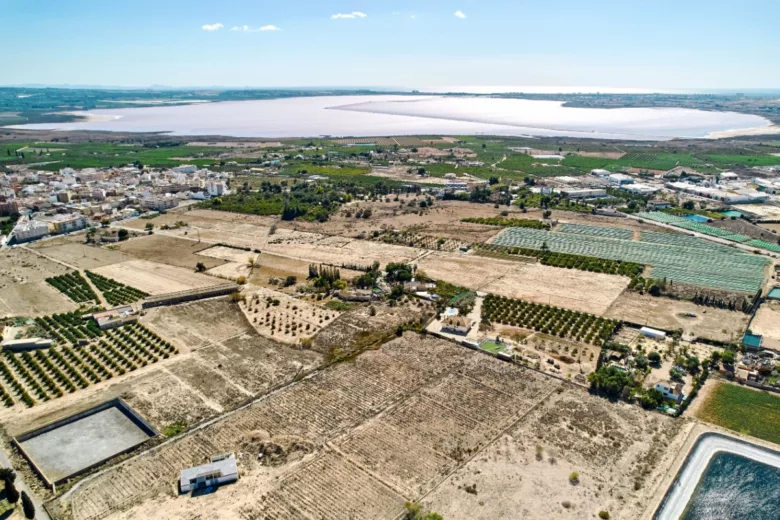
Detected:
left=331, top=12, right=368, bottom=20
left=410, top=14, right=417, bottom=19
left=201, top=23, right=224, bottom=31
left=230, top=24, right=281, bottom=32
left=454, top=10, right=466, bottom=19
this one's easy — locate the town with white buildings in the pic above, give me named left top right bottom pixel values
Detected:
left=0, top=164, right=230, bottom=245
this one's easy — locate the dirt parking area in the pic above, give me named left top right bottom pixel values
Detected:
left=417, top=252, right=627, bottom=314
left=748, top=301, right=780, bottom=350
left=111, top=234, right=226, bottom=271
left=604, top=292, right=749, bottom=343
left=0, top=281, right=77, bottom=318
left=92, top=259, right=220, bottom=295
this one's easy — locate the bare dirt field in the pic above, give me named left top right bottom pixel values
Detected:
left=748, top=301, right=780, bottom=350
left=31, top=242, right=132, bottom=270
left=262, top=232, right=425, bottom=268
left=604, top=292, right=749, bottom=343
left=0, top=281, right=77, bottom=318
left=417, top=252, right=628, bottom=314
left=0, top=248, right=71, bottom=286
left=423, top=385, right=690, bottom=520
left=111, top=234, right=226, bottom=271
left=40, top=333, right=692, bottom=520
left=289, top=199, right=518, bottom=243
left=92, top=259, right=220, bottom=295
left=143, top=298, right=254, bottom=351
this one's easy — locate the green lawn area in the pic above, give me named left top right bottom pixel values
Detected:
left=705, top=154, right=780, bottom=168
left=697, top=382, right=780, bottom=444
left=479, top=341, right=507, bottom=354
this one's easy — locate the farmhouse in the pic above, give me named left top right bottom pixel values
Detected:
left=655, top=382, right=685, bottom=404
left=441, top=315, right=472, bottom=335
left=179, top=453, right=238, bottom=494
left=92, top=306, right=138, bottom=330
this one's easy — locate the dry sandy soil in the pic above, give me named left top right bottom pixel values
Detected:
left=240, top=286, right=341, bottom=345
left=92, top=259, right=220, bottom=295
left=0, top=248, right=71, bottom=286
left=424, top=385, right=689, bottom=520
left=604, top=292, right=749, bottom=343
left=41, top=334, right=691, bottom=520
left=0, top=280, right=77, bottom=318
left=417, top=252, right=628, bottom=314
left=110, top=234, right=226, bottom=271
left=748, top=301, right=780, bottom=350
left=30, top=242, right=132, bottom=270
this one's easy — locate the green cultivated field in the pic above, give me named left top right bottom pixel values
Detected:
left=697, top=382, right=780, bottom=444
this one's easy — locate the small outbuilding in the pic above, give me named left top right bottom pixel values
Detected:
left=640, top=326, right=666, bottom=341
left=179, top=453, right=238, bottom=494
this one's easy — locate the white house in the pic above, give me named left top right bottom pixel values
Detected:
left=655, top=382, right=685, bottom=404
left=13, top=219, right=49, bottom=242
left=206, top=180, right=228, bottom=197
left=441, top=315, right=472, bottom=336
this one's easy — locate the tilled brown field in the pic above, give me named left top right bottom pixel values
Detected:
left=47, top=335, right=561, bottom=520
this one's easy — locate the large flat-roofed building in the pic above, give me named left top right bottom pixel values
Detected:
left=13, top=219, right=50, bottom=242
left=561, top=188, right=607, bottom=199
left=45, top=213, right=89, bottom=234
left=141, top=196, right=177, bottom=211
left=2, top=338, right=54, bottom=352
left=179, top=453, right=238, bottom=493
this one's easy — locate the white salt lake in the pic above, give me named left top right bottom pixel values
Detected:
left=9, top=95, right=774, bottom=141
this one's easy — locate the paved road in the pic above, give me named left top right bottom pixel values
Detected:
left=0, top=444, right=51, bottom=520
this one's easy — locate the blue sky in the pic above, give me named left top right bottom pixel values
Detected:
left=3, top=0, right=779, bottom=90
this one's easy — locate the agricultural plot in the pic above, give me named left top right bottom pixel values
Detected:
left=558, top=223, right=633, bottom=240
left=46, top=334, right=561, bottom=520
left=745, top=238, right=780, bottom=253
left=604, top=292, right=748, bottom=344
left=143, top=298, right=254, bottom=350
left=85, top=271, right=148, bottom=306
left=376, top=231, right=470, bottom=252
left=425, top=384, right=687, bottom=520
left=45, top=272, right=99, bottom=304
left=636, top=212, right=753, bottom=243
left=492, top=225, right=768, bottom=293
left=92, top=259, right=220, bottom=295
left=31, top=242, right=132, bottom=270
left=0, top=319, right=175, bottom=408
left=0, top=281, right=77, bottom=318
left=241, top=286, right=340, bottom=345
left=746, top=302, right=780, bottom=350
left=481, top=294, right=617, bottom=345
left=111, top=234, right=227, bottom=271
left=418, top=252, right=627, bottom=314
left=697, top=382, right=780, bottom=445
left=0, top=247, right=71, bottom=286
left=263, top=233, right=425, bottom=267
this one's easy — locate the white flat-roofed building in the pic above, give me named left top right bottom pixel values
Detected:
left=561, top=188, right=607, bottom=199
left=179, top=453, right=238, bottom=493
left=141, top=196, right=177, bottom=211
left=640, top=326, right=666, bottom=340
left=13, top=219, right=50, bottom=242
left=608, top=173, right=635, bottom=185
left=591, top=169, right=611, bottom=177
left=620, top=183, right=659, bottom=195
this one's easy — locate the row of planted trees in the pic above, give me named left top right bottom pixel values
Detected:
left=86, top=271, right=149, bottom=306
left=481, top=294, right=617, bottom=345
left=475, top=244, right=643, bottom=277
left=45, top=272, right=99, bottom=303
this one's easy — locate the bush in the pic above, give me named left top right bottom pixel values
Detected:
left=569, top=471, right=580, bottom=484
left=22, top=490, right=35, bottom=519
left=599, top=512, right=610, bottom=520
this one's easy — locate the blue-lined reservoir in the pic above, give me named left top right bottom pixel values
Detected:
left=655, top=433, right=780, bottom=520
left=682, top=451, right=780, bottom=519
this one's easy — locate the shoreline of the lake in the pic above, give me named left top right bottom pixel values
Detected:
left=6, top=95, right=774, bottom=141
